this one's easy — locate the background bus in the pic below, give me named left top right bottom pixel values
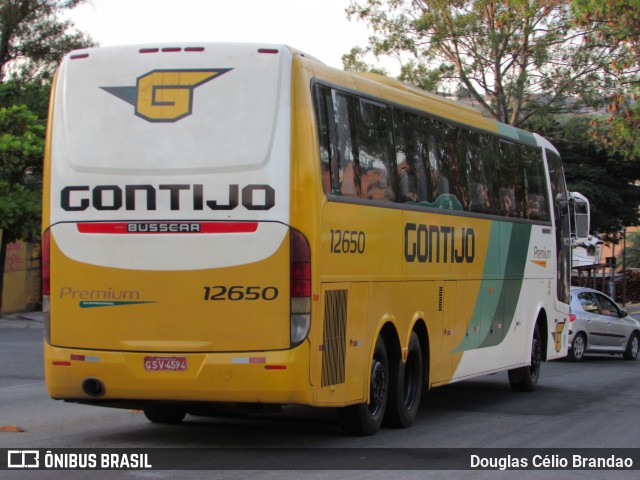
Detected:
left=43, top=43, right=583, bottom=435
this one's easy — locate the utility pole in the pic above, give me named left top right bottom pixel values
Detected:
left=611, top=241, right=616, bottom=299
left=623, top=228, right=627, bottom=306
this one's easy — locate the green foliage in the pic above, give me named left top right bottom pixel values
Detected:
left=0, top=0, right=96, bottom=83
left=592, top=100, right=640, bottom=162
left=0, top=1, right=93, bottom=243
left=0, top=104, right=44, bottom=243
left=0, top=81, right=51, bottom=120
left=342, top=47, right=389, bottom=75
left=345, top=0, right=620, bottom=126
left=571, top=0, right=640, bottom=161
left=535, top=116, right=640, bottom=236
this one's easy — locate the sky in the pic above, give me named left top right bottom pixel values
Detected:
left=64, top=0, right=382, bottom=71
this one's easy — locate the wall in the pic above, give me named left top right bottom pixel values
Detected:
left=1, top=235, right=42, bottom=314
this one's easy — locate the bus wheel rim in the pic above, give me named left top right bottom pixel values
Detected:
left=369, top=359, right=386, bottom=416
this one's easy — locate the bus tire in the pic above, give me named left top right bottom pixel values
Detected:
left=384, top=332, right=423, bottom=428
left=337, top=336, right=388, bottom=436
left=508, top=324, right=541, bottom=392
left=143, top=408, right=187, bottom=424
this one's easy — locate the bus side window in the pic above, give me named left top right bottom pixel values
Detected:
left=392, top=109, right=429, bottom=203
left=498, top=140, right=525, bottom=217
left=465, top=132, right=499, bottom=215
left=313, top=85, right=335, bottom=195
left=427, top=119, right=446, bottom=201
left=428, top=120, right=466, bottom=210
left=356, top=99, right=396, bottom=202
left=521, top=145, right=550, bottom=221
left=332, top=92, right=360, bottom=197
left=547, top=149, right=571, bottom=304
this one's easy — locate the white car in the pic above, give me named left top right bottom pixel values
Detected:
left=568, top=287, right=640, bottom=362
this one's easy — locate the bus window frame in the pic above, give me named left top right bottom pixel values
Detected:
left=311, top=79, right=554, bottom=227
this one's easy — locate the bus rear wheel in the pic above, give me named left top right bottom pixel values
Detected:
left=338, top=336, right=388, bottom=436
left=508, top=324, right=541, bottom=392
left=384, top=331, right=423, bottom=428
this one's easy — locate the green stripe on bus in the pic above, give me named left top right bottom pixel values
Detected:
left=497, top=123, right=538, bottom=147
left=79, top=301, right=156, bottom=308
left=454, top=222, right=532, bottom=352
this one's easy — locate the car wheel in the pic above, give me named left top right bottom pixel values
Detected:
left=338, top=335, right=389, bottom=436
left=623, top=332, right=639, bottom=361
left=568, top=333, right=586, bottom=362
left=509, top=324, right=541, bottom=392
left=384, top=331, right=424, bottom=428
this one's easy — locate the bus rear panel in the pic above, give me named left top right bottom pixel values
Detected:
left=43, top=44, right=313, bottom=405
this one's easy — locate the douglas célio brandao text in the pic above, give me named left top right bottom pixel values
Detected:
left=470, top=453, right=634, bottom=470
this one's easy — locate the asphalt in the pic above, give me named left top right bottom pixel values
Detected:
left=0, top=310, right=45, bottom=329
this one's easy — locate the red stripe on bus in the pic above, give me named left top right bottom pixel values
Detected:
left=76, top=222, right=259, bottom=234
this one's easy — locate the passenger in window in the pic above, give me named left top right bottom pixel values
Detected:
left=500, top=187, right=516, bottom=215
left=526, top=194, right=544, bottom=219
left=469, top=182, right=490, bottom=212
left=397, top=158, right=416, bottom=202
left=362, top=169, right=391, bottom=201
left=366, top=180, right=391, bottom=200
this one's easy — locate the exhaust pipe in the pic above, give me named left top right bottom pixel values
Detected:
left=82, top=377, right=105, bottom=397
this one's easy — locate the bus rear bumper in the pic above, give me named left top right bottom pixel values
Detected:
left=44, top=341, right=313, bottom=406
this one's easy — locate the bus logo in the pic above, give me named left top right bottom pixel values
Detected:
left=553, top=320, right=566, bottom=353
left=7, top=450, right=39, bottom=468
left=101, top=69, right=231, bottom=122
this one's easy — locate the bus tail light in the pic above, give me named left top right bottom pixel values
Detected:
left=569, top=314, right=576, bottom=323
left=290, top=229, right=311, bottom=348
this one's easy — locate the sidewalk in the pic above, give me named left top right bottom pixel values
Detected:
left=0, top=310, right=44, bottom=329
left=623, top=302, right=640, bottom=316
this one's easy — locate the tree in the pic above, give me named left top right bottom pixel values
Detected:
left=0, top=1, right=93, bottom=311
left=571, top=1, right=640, bottom=161
left=0, top=104, right=44, bottom=312
left=0, top=80, right=50, bottom=118
left=534, top=115, right=640, bottom=238
left=345, top=0, right=620, bottom=127
left=0, top=0, right=95, bottom=83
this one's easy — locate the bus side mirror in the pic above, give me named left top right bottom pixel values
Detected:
left=570, top=192, right=590, bottom=243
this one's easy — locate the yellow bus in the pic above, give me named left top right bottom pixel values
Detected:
left=43, top=43, right=579, bottom=435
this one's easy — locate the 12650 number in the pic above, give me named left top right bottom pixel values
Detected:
left=203, top=286, right=279, bottom=301
left=330, top=230, right=366, bottom=254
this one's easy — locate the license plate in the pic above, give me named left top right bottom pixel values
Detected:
left=144, top=356, right=187, bottom=372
